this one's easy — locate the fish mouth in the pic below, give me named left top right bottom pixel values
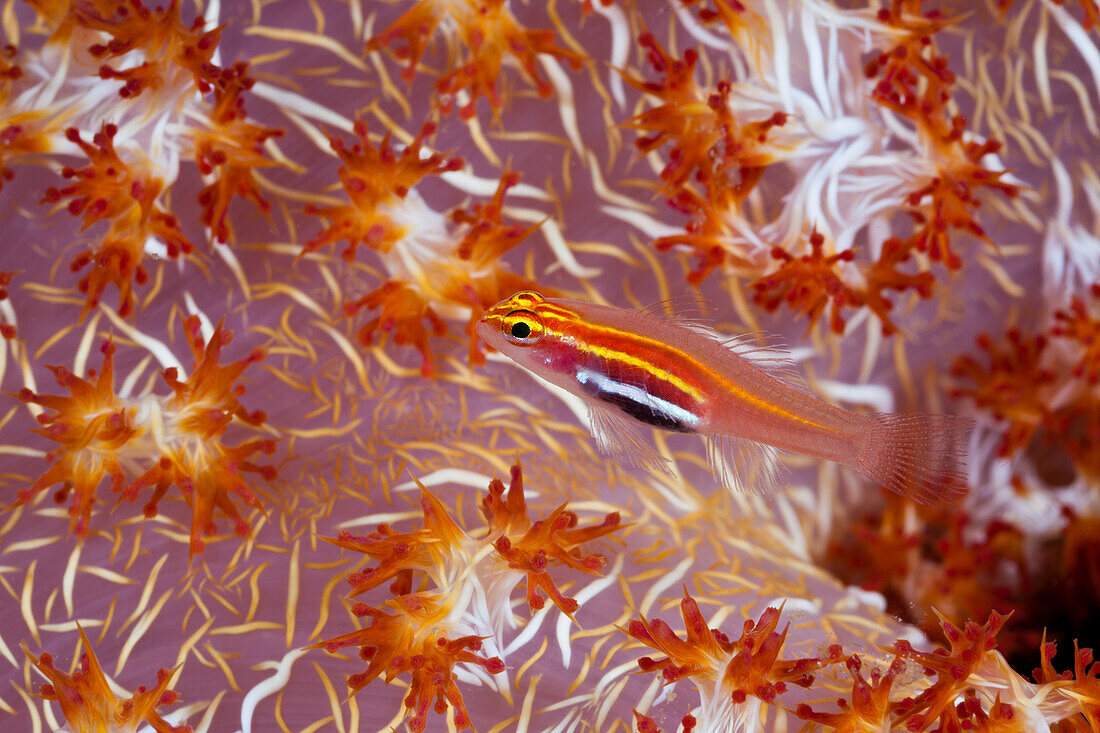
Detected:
left=474, top=317, right=495, bottom=344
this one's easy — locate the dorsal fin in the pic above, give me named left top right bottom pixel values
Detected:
left=640, top=297, right=810, bottom=391
left=720, top=331, right=810, bottom=392
left=639, top=294, right=713, bottom=324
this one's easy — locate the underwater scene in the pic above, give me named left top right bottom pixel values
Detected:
left=1, top=0, right=1099, bottom=731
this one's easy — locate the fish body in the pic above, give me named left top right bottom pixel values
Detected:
left=477, top=291, right=970, bottom=503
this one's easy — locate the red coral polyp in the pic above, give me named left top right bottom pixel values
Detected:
left=751, top=229, right=859, bottom=334
left=950, top=329, right=1054, bottom=456
left=867, top=2, right=1018, bottom=274
left=451, top=169, right=537, bottom=268
left=1052, top=284, right=1100, bottom=385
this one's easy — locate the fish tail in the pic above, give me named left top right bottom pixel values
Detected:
left=852, top=413, right=973, bottom=504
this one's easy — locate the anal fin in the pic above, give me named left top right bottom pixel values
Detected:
left=705, top=433, right=787, bottom=495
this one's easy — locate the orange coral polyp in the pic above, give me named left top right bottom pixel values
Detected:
left=795, top=655, right=905, bottom=731
left=75, top=0, right=224, bottom=98
left=890, top=612, right=1011, bottom=730
left=344, top=281, right=448, bottom=378
left=368, top=0, right=582, bottom=119
left=316, top=464, right=626, bottom=727
left=628, top=589, right=841, bottom=704
left=13, top=341, right=134, bottom=535
left=28, top=627, right=190, bottom=733
left=623, top=33, right=791, bottom=283
left=193, top=63, right=283, bottom=243
left=452, top=169, right=537, bottom=267
left=14, top=317, right=275, bottom=554
left=302, top=120, right=462, bottom=261
left=42, top=123, right=193, bottom=319
left=482, top=463, right=623, bottom=617
left=314, top=594, right=505, bottom=733
left=327, top=489, right=467, bottom=597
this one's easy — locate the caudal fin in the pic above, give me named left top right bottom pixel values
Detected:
left=853, top=413, right=973, bottom=504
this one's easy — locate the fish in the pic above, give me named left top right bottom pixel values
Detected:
left=476, top=291, right=972, bottom=503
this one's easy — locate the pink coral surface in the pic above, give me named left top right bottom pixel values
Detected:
left=2, top=1, right=1100, bottom=731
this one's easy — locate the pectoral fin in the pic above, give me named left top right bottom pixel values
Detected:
left=586, top=403, right=674, bottom=476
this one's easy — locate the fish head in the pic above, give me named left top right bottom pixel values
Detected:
left=477, top=291, right=551, bottom=366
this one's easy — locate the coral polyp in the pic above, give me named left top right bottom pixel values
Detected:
left=314, top=594, right=505, bottom=732
left=315, top=463, right=625, bottom=729
left=368, top=0, right=582, bottom=119
left=42, top=124, right=193, bottom=319
left=302, top=119, right=463, bottom=262
left=192, top=63, right=284, bottom=244
left=305, top=122, right=544, bottom=373
left=27, top=627, right=189, bottom=733
left=13, top=340, right=133, bottom=535
left=13, top=316, right=275, bottom=555
left=627, top=590, right=842, bottom=728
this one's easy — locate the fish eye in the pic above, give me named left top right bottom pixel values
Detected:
left=502, top=309, right=544, bottom=346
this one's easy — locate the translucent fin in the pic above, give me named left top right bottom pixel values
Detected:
left=720, top=331, right=808, bottom=391
left=587, top=403, right=674, bottom=475
left=638, top=294, right=715, bottom=334
left=853, top=413, right=973, bottom=505
left=639, top=293, right=711, bottom=321
left=704, top=433, right=787, bottom=495
left=641, top=297, right=808, bottom=388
